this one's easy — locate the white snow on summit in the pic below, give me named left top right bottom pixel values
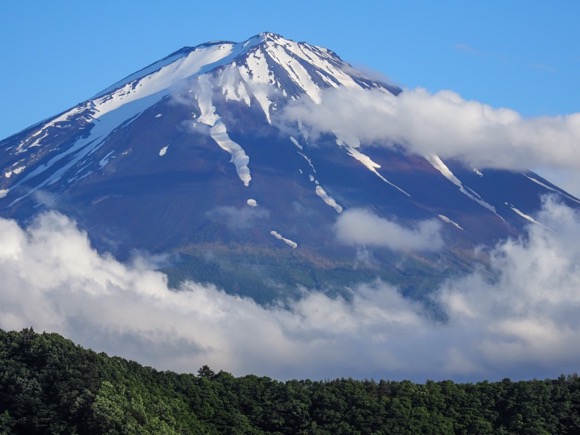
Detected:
left=2, top=32, right=397, bottom=201
left=14, top=106, right=86, bottom=156
left=196, top=75, right=252, bottom=187
left=264, top=41, right=322, bottom=103
left=9, top=94, right=163, bottom=204
left=237, top=48, right=275, bottom=122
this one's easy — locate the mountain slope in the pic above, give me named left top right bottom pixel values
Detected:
left=1, top=33, right=578, bottom=302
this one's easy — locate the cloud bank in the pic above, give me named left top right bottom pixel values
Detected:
left=279, top=87, right=580, bottom=194
left=1, top=198, right=579, bottom=381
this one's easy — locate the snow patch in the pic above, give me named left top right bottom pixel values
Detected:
left=14, top=106, right=86, bottom=154
left=427, top=154, right=499, bottom=215
left=5, top=165, right=25, bottom=178
left=210, top=122, right=251, bottom=187
left=155, top=113, right=163, bottom=118
left=427, top=154, right=462, bottom=187
left=508, top=204, right=544, bottom=227
left=196, top=75, right=220, bottom=126
left=0, top=189, right=8, bottom=199
left=247, top=199, right=257, bottom=207
left=315, top=185, right=343, bottom=213
left=270, top=230, right=298, bottom=248
left=289, top=136, right=303, bottom=150
left=282, top=39, right=368, bottom=90
left=195, top=75, right=252, bottom=187
left=336, top=136, right=410, bottom=197
left=92, top=40, right=258, bottom=103
left=298, top=151, right=316, bottom=173
left=525, top=175, right=558, bottom=192
left=159, top=145, right=169, bottom=157
left=510, top=206, right=537, bottom=223
left=265, top=44, right=322, bottom=103
left=220, top=66, right=252, bottom=106
left=10, top=92, right=164, bottom=205
left=525, top=175, right=580, bottom=205
left=238, top=48, right=274, bottom=123
left=438, top=214, right=463, bottom=230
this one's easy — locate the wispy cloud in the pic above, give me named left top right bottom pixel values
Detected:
left=206, top=205, right=270, bottom=230
left=529, top=62, right=558, bottom=73
left=455, top=43, right=559, bottom=76
left=1, top=198, right=580, bottom=381
left=454, top=43, right=480, bottom=56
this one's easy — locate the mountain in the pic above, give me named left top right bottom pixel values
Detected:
left=1, top=32, right=578, bottom=302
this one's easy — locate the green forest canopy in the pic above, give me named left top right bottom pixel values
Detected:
left=1, top=328, right=579, bottom=434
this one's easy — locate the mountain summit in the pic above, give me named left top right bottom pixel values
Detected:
left=1, top=33, right=578, bottom=302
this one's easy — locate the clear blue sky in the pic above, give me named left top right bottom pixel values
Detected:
left=1, top=1, right=579, bottom=140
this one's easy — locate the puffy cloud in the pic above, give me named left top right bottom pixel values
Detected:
left=1, top=199, right=580, bottom=381
left=334, top=208, right=443, bottom=251
left=436, top=196, right=580, bottom=376
left=278, top=87, right=580, bottom=195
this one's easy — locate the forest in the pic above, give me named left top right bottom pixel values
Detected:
left=1, top=328, right=579, bottom=434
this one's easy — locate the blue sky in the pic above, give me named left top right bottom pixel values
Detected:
left=1, top=1, right=578, bottom=141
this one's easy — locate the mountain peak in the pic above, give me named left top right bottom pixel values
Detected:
left=1, top=33, right=399, bottom=202
left=83, top=32, right=398, bottom=125
left=254, top=31, right=284, bottom=42
left=1, top=33, right=579, bottom=306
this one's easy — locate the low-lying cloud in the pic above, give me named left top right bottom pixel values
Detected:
left=1, top=198, right=579, bottom=381
left=278, top=87, right=580, bottom=194
left=206, top=205, right=269, bottom=230
left=334, top=208, right=443, bottom=251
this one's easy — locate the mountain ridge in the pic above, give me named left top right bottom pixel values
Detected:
left=1, top=33, right=578, bottom=302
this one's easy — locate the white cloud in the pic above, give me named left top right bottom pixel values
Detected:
left=435, top=196, right=580, bottom=377
left=278, top=87, right=580, bottom=195
left=334, top=208, right=443, bottom=251
left=1, top=199, right=580, bottom=381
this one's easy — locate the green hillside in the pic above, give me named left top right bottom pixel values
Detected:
left=1, top=328, right=579, bottom=434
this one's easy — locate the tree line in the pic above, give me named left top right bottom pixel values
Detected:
left=1, top=328, right=579, bottom=434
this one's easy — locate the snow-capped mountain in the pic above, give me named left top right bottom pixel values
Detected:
left=1, top=32, right=578, bottom=302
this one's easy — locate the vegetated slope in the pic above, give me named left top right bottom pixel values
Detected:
left=1, top=328, right=579, bottom=434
